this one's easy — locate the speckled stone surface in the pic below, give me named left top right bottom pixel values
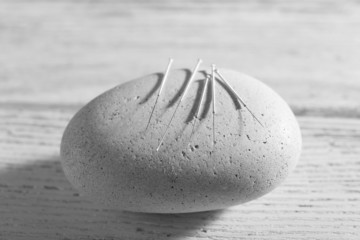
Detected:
left=60, top=69, right=302, bottom=213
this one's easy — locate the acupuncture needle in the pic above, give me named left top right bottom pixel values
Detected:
left=189, top=74, right=210, bottom=140
left=215, top=69, right=264, bottom=127
left=156, top=59, right=202, bottom=151
left=145, top=58, right=174, bottom=131
left=211, top=64, right=216, bottom=147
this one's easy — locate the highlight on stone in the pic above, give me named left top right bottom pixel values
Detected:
left=60, top=59, right=302, bottom=213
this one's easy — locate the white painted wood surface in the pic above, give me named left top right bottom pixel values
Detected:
left=0, top=0, right=359, bottom=239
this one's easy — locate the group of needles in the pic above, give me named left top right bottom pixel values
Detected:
left=145, top=58, right=263, bottom=151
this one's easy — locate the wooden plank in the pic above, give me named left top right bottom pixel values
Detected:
left=0, top=0, right=360, bottom=110
left=0, top=106, right=359, bottom=239
left=1, top=0, right=359, bottom=239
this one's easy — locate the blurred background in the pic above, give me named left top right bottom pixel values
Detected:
left=0, top=0, right=359, bottom=239
left=1, top=0, right=359, bottom=113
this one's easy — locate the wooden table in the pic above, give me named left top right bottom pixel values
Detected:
left=1, top=1, right=359, bottom=239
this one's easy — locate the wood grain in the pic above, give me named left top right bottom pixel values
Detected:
left=1, top=0, right=360, bottom=109
left=0, top=0, right=359, bottom=239
left=0, top=105, right=359, bottom=239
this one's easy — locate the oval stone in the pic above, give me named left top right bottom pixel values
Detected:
left=60, top=69, right=302, bottom=213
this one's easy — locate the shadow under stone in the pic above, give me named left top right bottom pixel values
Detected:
left=0, top=156, right=224, bottom=240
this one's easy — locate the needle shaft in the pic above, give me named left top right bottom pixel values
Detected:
left=145, top=58, right=174, bottom=131
left=211, top=65, right=216, bottom=147
left=215, top=69, right=263, bottom=127
left=189, top=74, right=210, bottom=140
left=156, top=59, right=202, bottom=151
